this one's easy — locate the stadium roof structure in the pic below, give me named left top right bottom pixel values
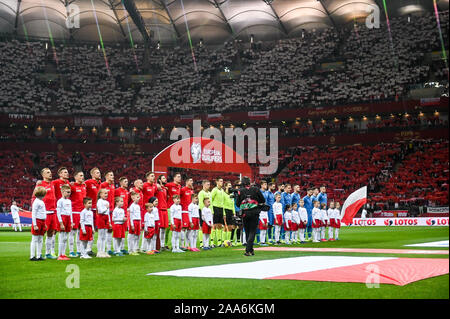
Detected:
left=0, top=0, right=449, bottom=45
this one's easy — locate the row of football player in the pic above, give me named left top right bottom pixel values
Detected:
left=30, top=184, right=221, bottom=260
left=29, top=184, right=342, bottom=260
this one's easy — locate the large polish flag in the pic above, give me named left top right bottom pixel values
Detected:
left=341, top=186, right=367, bottom=224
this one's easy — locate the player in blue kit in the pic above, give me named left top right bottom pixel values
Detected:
left=260, top=181, right=275, bottom=244
left=302, top=188, right=314, bottom=241
left=317, top=185, right=327, bottom=208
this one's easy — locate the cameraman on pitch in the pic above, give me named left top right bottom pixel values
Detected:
left=235, top=176, right=266, bottom=256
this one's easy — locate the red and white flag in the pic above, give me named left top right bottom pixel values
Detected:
left=340, top=186, right=367, bottom=224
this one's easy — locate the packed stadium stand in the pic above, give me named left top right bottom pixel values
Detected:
left=0, top=11, right=448, bottom=115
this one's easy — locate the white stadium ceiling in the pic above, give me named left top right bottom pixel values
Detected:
left=0, top=0, right=449, bottom=45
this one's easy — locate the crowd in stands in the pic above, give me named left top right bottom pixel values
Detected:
left=1, top=111, right=447, bottom=144
left=0, top=11, right=448, bottom=116
left=373, top=140, right=449, bottom=207
left=1, top=139, right=447, bottom=213
left=310, top=12, right=449, bottom=106
left=276, top=139, right=448, bottom=208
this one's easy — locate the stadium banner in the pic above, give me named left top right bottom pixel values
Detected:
left=74, top=117, right=103, bottom=127
left=343, top=217, right=449, bottom=226
left=0, top=223, right=30, bottom=228
left=420, top=97, right=441, bottom=106
left=8, top=113, right=34, bottom=120
left=373, top=210, right=409, bottom=217
left=177, top=114, right=195, bottom=123
left=207, top=113, right=222, bottom=122
left=248, top=111, right=270, bottom=119
left=427, top=207, right=449, bottom=214
left=3, top=98, right=449, bottom=126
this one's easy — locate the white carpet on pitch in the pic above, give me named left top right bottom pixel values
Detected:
left=147, top=256, right=393, bottom=279
left=404, top=240, right=449, bottom=248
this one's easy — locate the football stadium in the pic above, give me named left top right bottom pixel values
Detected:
left=0, top=0, right=449, bottom=302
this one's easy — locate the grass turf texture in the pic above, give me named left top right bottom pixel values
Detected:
left=0, top=227, right=448, bottom=299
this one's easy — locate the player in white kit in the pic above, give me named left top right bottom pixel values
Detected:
left=10, top=201, right=24, bottom=232
left=298, top=199, right=308, bottom=243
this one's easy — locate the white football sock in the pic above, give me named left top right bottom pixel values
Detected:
left=97, top=229, right=103, bottom=253
left=127, top=233, right=132, bottom=251
left=45, top=235, right=52, bottom=254
left=140, top=232, right=145, bottom=250
left=260, top=230, right=266, bottom=243
left=81, top=241, right=89, bottom=257
left=203, top=234, right=210, bottom=248
left=151, top=236, right=156, bottom=251
left=106, top=231, right=112, bottom=251
left=121, top=237, right=126, bottom=251
left=37, top=236, right=43, bottom=258
left=114, top=238, right=121, bottom=253
left=134, top=235, right=139, bottom=252
left=299, top=229, right=305, bottom=242
left=51, top=235, right=56, bottom=255
left=30, top=235, right=38, bottom=258
left=329, top=227, right=334, bottom=239
left=160, top=228, right=166, bottom=248
left=58, top=232, right=66, bottom=256
left=87, top=239, right=93, bottom=252
left=69, top=230, right=75, bottom=253
left=335, top=228, right=339, bottom=239
left=76, top=230, right=81, bottom=253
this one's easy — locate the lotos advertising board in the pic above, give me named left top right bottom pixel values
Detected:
left=343, top=217, right=449, bottom=226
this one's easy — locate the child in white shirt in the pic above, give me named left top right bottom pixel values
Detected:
left=170, top=195, right=184, bottom=253
left=96, top=189, right=111, bottom=258
left=30, top=186, right=47, bottom=261
left=291, top=203, right=300, bottom=243
left=258, top=210, right=269, bottom=246
left=112, top=197, right=127, bottom=256
left=320, top=203, right=329, bottom=241
left=79, top=198, right=94, bottom=259
left=312, top=201, right=321, bottom=242
left=283, top=204, right=293, bottom=244
left=56, top=185, right=72, bottom=260
left=149, top=197, right=160, bottom=253
left=201, top=198, right=213, bottom=250
left=327, top=202, right=335, bottom=240
left=272, top=194, right=283, bottom=244
left=128, top=192, right=142, bottom=255
left=143, top=202, right=156, bottom=254
left=188, top=194, right=200, bottom=251
left=298, top=200, right=308, bottom=243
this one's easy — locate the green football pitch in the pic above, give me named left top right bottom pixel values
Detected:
left=0, top=227, right=448, bottom=299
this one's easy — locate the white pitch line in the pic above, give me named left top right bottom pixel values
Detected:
left=405, top=240, right=449, bottom=248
